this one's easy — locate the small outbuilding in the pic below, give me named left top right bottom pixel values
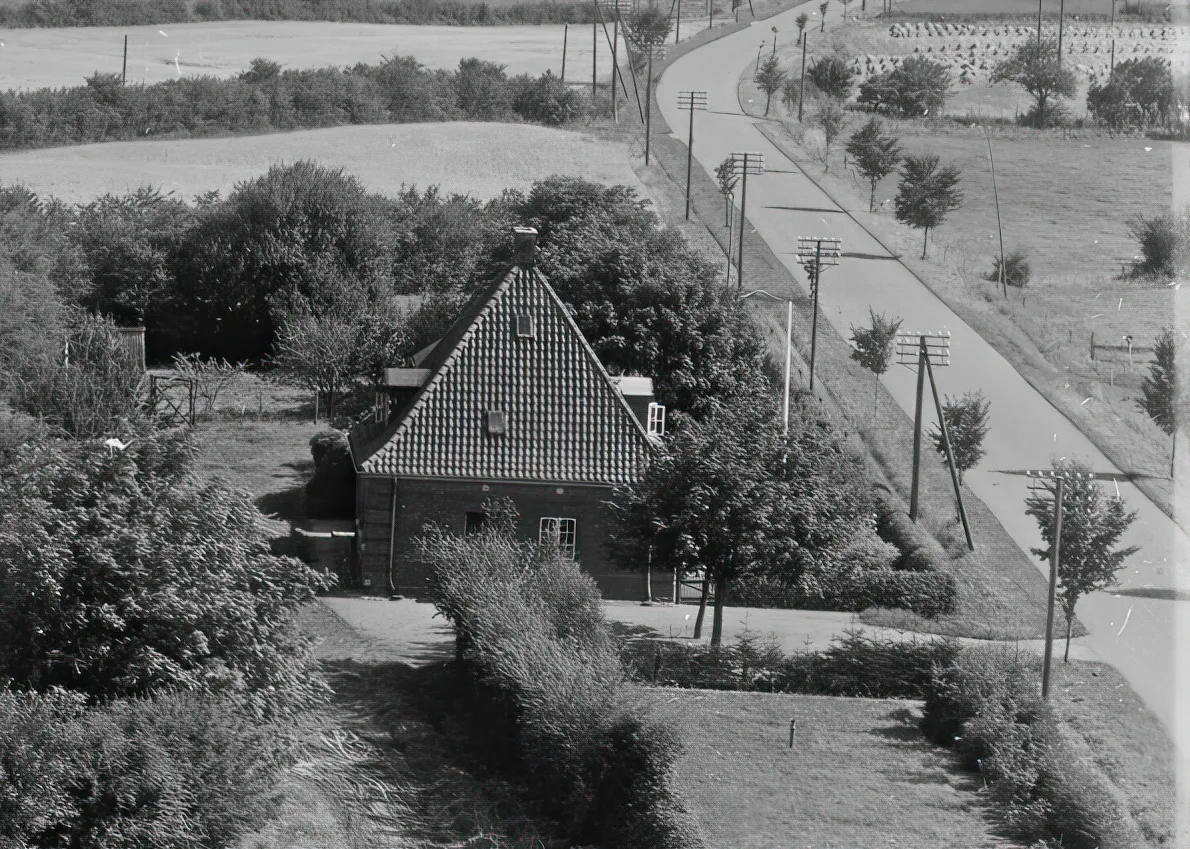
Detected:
left=348, top=227, right=664, bottom=599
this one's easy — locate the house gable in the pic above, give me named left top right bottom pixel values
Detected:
left=353, top=265, right=653, bottom=484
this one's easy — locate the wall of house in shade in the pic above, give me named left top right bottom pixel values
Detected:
left=355, top=475, right=648, bottom=601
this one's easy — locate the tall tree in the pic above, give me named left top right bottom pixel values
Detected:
left=894, top=153, right=964, bottom=259
left=819, top=0, right=828, bottom=30
left=807, top=55, right=856, bottom=100
left=1137, top=327, right=1182, bottom=477
left=849, top=308, right=902, bottom=417
left=796, top=12, right=809, bottom=45
left=1025, top=459, right=1139, bottom=661
left=929, top=391, right=990, bottom=484
left=990, top=39, right=1076, bottom=128
left=754, top=55, right=788, bottom=116
left=844, top=118, right=902, bottom=212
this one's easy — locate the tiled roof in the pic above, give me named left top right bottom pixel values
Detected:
left=351, top=264, right=653, bottom=484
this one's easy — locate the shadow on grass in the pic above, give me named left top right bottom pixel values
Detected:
left=320, top=658, right=563, bottom=847
left=256, top=485, right=305, bottom=522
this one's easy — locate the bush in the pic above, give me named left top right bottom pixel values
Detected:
left=0, top=432, right=331, bottom=714
left=422, top=528, right=701, bottom=848
left=987, top=248, right=1032, bottom=289
left=1087, top=57, right=1176, bottom=130
left=306, top=430, right=356, bottom=519
left=857, top=55, right=951, bottom=117
left=0, top=688, right=291, bottom=849
left=1127, top=209, right=1190, bottom=277
left=730, top=567, right=956, bottom=617
left=509, top=70, right=590, bottom=126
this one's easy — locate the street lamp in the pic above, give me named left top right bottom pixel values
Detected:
left=795, top=235, right=841, bottom=393
left=729, top=151, right=764, bottom=291
left=770, top=25, right=778, bottom=58
left=644, top=43, right=666, bottom=166
left=739, top=289, right=793, bottom=435
left=755, top=41, right=765, bottom=73
left=677, top=90, right=708, bottom=220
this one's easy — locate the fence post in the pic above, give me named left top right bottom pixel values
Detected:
left=1090, top=330, right=1095, bottom=362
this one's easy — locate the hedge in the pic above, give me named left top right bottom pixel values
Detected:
left=0, top=59, right=589, bottom=152
left=422, top=527, right=704, bottom=849
left=730, top=568, right=957, bottom=618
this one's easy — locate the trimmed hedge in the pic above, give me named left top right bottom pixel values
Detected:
left=423, top=527, right=704, bottom=849
left=730, top=568, right=957, bottom=618
left=621, top=629, right=960, bottom=699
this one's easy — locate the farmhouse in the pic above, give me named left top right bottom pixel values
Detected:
left=348, top=227, right=663, bottom=599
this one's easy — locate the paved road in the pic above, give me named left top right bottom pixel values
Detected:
left=656, top=1, right=1189, bottom=761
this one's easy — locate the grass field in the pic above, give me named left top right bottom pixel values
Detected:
left=0, top=122, right=649, bottom=203
left=655, top=689, right=1010, bottom=848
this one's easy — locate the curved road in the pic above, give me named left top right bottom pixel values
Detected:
left=657, top=1, right=1189, bottom=764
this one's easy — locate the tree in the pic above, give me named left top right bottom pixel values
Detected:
left=796, top=12, right=809, bottom=45
left=485, top=177, right=774, bottom=419
left=1127, top=209, right=1190, bottom=278
left=1088, top=57, right=1176, bottom=130
left=844, top=118, right=902, bottom=212
left=894, top=153, right=963, bottom=259
left=754, top=55, right=788, bottom=116
left=857, top=55, right=951, bottom=117
left=0, top=432, right=331, bottom=713
left=611, top=401, right=880, bottom=647
left=624, top=5, right=671, bottom=50
left=840, top=0, right=851, bottom=19
left=455, top=58, right=512, bottom=121
left=819, top=0, right=828, bottom=30
left=807, top=55, right=855, bottom=100
left=781, top=75, right=803, bottom=113
left=812, top=98, right=848, bottom=172
left=849, top=308, right=902, bottom=416
left=1137, top=327, right=1183, bottom=478
left=1024, top=459, right=1139, bottom=662
left=990, top=39, right=1076, bottom=128
left=929, top=391, right=990, bottom=484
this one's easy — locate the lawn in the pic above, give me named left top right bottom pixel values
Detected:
left=0, top=122, right=648, bottom=203
left=654, top=688, right=1014, bottom=849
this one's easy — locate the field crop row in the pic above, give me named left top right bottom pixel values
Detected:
left=889, top=21, right=1187, bottom=40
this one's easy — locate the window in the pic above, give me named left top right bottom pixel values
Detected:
left=486, top=410, right=507, bottom=435
left=539, top=517, right=577, bottom=559
left=465, top=511, right=486, bottom=535
left=647, top=402, right=666, bottom=436
left=516, top=314, right=535, bottom=338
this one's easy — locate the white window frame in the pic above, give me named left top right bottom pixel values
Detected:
left=486, top=410, right=507, bottom=435
left=647, top=402, right=666, bottom=436
left=516, top=314, right=536, bottom=338
left=539, top=517, right=577, bottom=559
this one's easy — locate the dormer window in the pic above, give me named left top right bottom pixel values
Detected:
left=647, top=402, right=666, bottom=436
left=516, top=314, right=535, bottom=338
left=486, top=410, right=507, bottom=435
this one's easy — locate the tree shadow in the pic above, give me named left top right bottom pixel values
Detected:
left=256, top=485, right=305, bottom=521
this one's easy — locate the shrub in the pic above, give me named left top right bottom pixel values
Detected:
left=422, top=529, right=701, bottom=848
left=1087, top=57, right=1176, bottom=129
left=6, top=312, right=145, bottom=438
left=1127, top=209, right=1190, bottom=277
left=730, top=567, right=956, bottom=617
left=0, top=432, right=331, bottom=714
left=0, top=688, right=291, bottom=849
left=509, top=71, right=589, bottom=126
left=987, top=248, right=1031, bottom=289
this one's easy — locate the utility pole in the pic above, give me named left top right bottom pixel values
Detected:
left=1041, top=476, right=1064, bottom=700
left=611, top=11, right=618, bottom=122
left=730, top=151, right=765, bottom=291
left=645, top=45, right=665, bottom=165
left=593, top=8, right=598, bottom=105
left=1036, top=0, right=1042, bottom=54
left=895, top=331, right=972, bottom=549
left=725, top=197, right=735, bottom=286
left=122, top=34, right=128, bottom=86
left=796, top=236, right=842, bottom=393
left=675, top=0, right=681, bottom=43
left=798, top=31, right=808, bottom=122
left=984, top=127, right=1007, bottom=300
left=1109, top=0, right=1117, bottom=76
left=678, top=90, right=708, bottom=219
left=561, top=24, right=568, bottom=85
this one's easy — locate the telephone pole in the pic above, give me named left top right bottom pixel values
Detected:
left=677, top=91, right=708, bottom=219
left=729, top=151, right=765, bottom=290
left=795, top=236, right=842, bottom=393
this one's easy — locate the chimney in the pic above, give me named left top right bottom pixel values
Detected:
left=512, top=226, right=538, bottom=268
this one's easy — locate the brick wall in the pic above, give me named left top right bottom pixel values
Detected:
left=356, top=476, right=648, bottom=600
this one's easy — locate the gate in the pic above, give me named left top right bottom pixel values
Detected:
left=144, top=373, right=196, bottom=427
